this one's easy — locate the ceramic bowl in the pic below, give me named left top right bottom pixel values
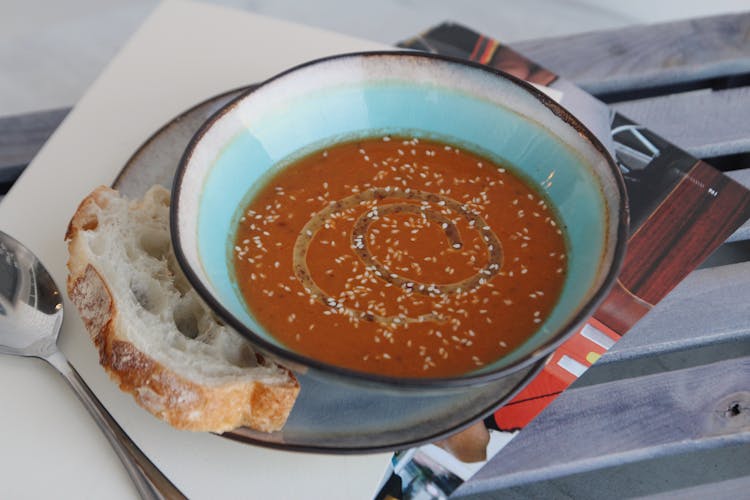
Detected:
left=171, top=51, right=628, bottom=391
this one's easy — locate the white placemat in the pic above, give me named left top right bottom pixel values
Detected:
left=0, top=1, right=392, bottom=497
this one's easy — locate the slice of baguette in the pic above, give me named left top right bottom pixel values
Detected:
left=65, top=185, right=299, bottom=433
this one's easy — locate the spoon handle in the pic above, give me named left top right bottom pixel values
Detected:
left=45, top=350, right=187, bottom=500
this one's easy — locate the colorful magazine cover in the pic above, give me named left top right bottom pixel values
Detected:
left=373, top=23, right=750, bottom=499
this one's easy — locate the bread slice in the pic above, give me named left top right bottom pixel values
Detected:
left=65, top=185, right=299, bottom=433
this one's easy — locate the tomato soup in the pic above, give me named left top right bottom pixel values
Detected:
left=232, top=136, right=567, bottom=378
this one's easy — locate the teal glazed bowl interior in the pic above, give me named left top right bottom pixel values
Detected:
left=172, top=51, right=628, bottom=390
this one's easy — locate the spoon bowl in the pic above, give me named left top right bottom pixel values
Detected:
left=0, top=230, right=184, bottom=500
left=0, top=231, right=63, bottom=358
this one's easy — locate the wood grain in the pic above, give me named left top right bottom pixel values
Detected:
left=512, top=12, right=750, bottom=96
left=456, top=357, right=750, bottom=494
left=457, top=439, right=750, bottom=499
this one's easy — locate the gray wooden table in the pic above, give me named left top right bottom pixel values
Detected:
left=454, top=12, right=750, bottom=499
left=2, top=11, right=749, bottom=499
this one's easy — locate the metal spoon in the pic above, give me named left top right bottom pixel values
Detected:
left=0, top=230, right=186, bottom=500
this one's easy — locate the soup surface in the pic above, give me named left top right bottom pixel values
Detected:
left=232, top=136, right=567, bottom=378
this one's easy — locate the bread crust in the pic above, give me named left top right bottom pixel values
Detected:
left=66, top=186, right=299, bottom=433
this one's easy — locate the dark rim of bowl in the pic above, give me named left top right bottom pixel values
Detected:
left=170, top=50, right=630, bottom=389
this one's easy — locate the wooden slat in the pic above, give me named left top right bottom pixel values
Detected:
left=456, top=357, right=750, bottom=496
left=632, top=476, right=750, bottom=500
left=0, top=108, right=68, bottom=183
left=512, top=12, right=750, bottom=96
left=457, top=439, right=750, bottom=499
left=611, top=87, right=750, bottom=158
left=458, top=263, right=750, bottom=495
